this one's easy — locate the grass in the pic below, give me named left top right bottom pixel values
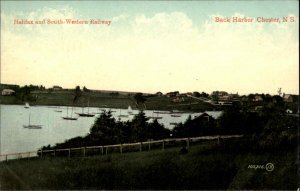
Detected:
left=0, top=141, right=297, bottom=190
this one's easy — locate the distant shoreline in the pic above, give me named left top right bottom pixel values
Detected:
left=0, top=92, right=217, bottom=112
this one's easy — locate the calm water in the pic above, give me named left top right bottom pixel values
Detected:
left=0, top=104, right=222, bottom=155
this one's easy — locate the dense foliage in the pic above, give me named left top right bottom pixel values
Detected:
left=49, top=111, right=171, bottom=150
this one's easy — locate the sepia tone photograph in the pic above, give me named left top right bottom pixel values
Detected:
left=0, top=0, right=299, bottom=190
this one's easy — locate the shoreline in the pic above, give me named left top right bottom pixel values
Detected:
left=0, top=93, right=218, bottom=112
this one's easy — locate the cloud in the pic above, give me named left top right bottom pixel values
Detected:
left=112, top=14, right=129, bottom=22
left=1, top=8, right=298, bottom=94
left=132, top=12, right=197, bottom=38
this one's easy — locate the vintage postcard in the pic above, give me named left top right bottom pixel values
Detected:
left=0, top=0, right=299, bottom=190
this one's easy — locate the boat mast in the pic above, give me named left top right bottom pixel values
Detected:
left=87, top=99, right=90, bottom=114
left=29, top=112, right=31, bottom=125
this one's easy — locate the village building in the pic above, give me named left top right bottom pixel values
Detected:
left=211, top=91, right=239, bottom=105
left=229, top=93, right=240, bottom=101
left=282, top=94, right=293, bottom=103
left=166, top=91, right=179, bottom=97
left=52, top=85, right=63, bottom=91
left=253, top=95, right=263, bottom=102
left=1, top=89, right=15, bottom=96
left=211, top=91, right=228, bottom=98
left=172, top=96, right=184, bottom=103
left=218, top=95, right=231, bottom=101
left=240, top=96, right=248, bottom=102
left=211, top=91, right=230, bottom=101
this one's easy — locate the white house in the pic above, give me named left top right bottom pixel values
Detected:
left=283, top=94, right=293, bottom=103
left=1, top=89, right=15, bottom=96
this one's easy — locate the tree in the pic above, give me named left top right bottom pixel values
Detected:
left=39, top=85, right=45, bottom=90
left=130, top=111, right=149, bottom=141
left=73, top=86, right=82, bottom=103
left=83, top=86, right=90, bottom=92
left=200, top=92, right=209, bottom=98
left=263, top=94, right=273, bottom=102
left=89, top=111, right=120, bottom=145
left=262, top=95, right=285, bottom=117
left=148, top=119, right=170, bottom=140
left=193, top=91, right=201, bottom=97
left=16, top=85, right=31, bottom=101
left=218, top=102, right=246, bottom=134
left=247, top=94, right=255, bottom=100
left=193, top=91, right=209, bottom=98
left=134, top=93, right=146, bottom=108
left=211, top=91, right=219, bottom=102
left=172, top=114, right=217, bottom=138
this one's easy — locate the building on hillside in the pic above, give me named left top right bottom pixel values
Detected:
left=172, top=96, right=184, bottom=103
left=253, top=95, right=263, bottom=102
left=53, top=85, right=63, bottom=91
left=211, top=91, right=229, bottom=101
left=229, top=93, right=240, bottom=101
left=211, top=91, right=228, bottom=97
left=166, top=91, right=179, bottom=97
left=1, top=89, right=15, bottom=96
left=282, top=94, right=293, bottom=102
left=240, top=96, right=248, bottom=102
left=155, top=92, right=163, bottom=96
left=218, top=95, right=230, bottom=101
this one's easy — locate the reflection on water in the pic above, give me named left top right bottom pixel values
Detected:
left=0, top=105, right=222, bottom=155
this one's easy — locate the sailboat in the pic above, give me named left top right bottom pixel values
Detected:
left=76, top=99, right=95, bottom=117
left=128, top=105, right=133, bottom=115
left=153, top=111, right=170, bottom=114
left=54, top=107, right=62, bottom=112
left=23, top=112, right=42, bottom=129
left=62, top=106, right=78, bottom=120
left=117, top=109, right=128, bottom=118
left=150, top=111, right=162, bottom=119
left=171, top=114, right=181, bottom=117
left=24, top=102, right=30, bottom=108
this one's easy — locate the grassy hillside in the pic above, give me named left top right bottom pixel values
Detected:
left=0, top=141, right=297, bottom=190
left=0, top=91, right=215, bottom=111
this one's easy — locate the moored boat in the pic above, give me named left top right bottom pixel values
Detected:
left=77, top=113, right=95, bottom=117
left=23, top=112, right=42, bottom=129
left=62, top=116, right=78, bottom=120
left=24, top=102, right=30, bottom=108
left=62, top=107, right=78, bottom=120
left=76, top=99, right=95, bottom=117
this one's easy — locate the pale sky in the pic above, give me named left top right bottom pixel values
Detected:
left=0, top=1, right=299, bottom=95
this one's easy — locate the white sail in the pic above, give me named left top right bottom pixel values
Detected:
left=24, top=102, right=30, bottom=108
left=128, top=106, right=133, bottom=114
